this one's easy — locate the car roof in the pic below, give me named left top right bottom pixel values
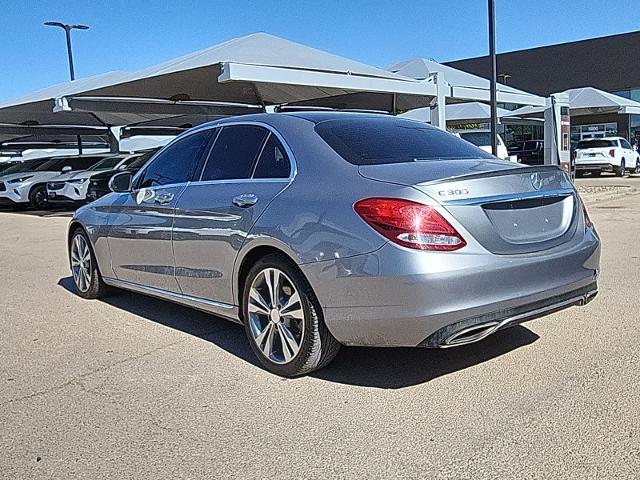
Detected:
left=580, top=137, right=622, bottom=141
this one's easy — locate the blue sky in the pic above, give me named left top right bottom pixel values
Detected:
left=2, top=0, right=640, bottom=101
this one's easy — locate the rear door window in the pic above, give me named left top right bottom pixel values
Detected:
left=200, top=125, right=269, bottom=181
left=315, top=117, right=493, bottom=165
left=252, top=134, right=291, bottom=179
left=621, top=139, right=632, bottom=149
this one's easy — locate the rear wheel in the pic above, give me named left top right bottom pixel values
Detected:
left=615, top=160, right=626, bottom=177
left=69, top=229, right=109, bottom=299
left=28, top=185, right=49, bottom=210
left=242, top=254, right=340, bottom=377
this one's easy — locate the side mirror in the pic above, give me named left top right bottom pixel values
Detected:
left=109, top=171, right=133, bottom=193
left=62, top=165, right=72, bottom=172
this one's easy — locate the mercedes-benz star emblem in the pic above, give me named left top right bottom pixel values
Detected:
left=530, top=172, right=543, bottom=190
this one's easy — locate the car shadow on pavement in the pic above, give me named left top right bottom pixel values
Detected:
left=58, top=276, right=539, bottom=389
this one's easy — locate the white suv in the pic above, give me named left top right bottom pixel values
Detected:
left=455, top=130, right=511, bottom=162
left=575, top=137, right=640, bottom=177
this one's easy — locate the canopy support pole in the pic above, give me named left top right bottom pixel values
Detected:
left=430, top=73, right=447, bottom=130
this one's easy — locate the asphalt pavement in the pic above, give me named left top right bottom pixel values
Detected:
left=1, top=177, right=639, bottom=479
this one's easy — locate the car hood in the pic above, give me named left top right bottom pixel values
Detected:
left=48, top=170, right=95, bottom=182
left=1, top=171, right=61, bottom=183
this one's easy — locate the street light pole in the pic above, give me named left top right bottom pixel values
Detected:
left=44, top=22, right=89, bottom=152
left=488, top=0, right=498, bottom=157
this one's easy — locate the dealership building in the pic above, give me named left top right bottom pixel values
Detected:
left=447, top=30, right=640, bottom=145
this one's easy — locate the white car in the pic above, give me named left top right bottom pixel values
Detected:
left=455, top=130, right=510, bottom=161
left=46, top=153, right=141, bottom=206
left=575, top=137, right=640, bottom=176
left=0, top=154, right=110, bottom=209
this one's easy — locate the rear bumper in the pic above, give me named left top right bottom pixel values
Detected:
left=576, top=162, right=615, bottom=172
left=300, top=227, right=601, bottom=347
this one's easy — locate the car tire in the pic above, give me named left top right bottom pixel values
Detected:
left=28, top=185, right=49, bottom=210
left=615, top=160, right=626, bottom=177
left=242, top=253, right=340, bottom=377
left=69, top=228, right=110, bottom=299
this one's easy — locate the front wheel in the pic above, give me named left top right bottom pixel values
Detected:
left=69, top=229, right=109, bottom=299
left=28, top=185, right=49, bottom=210
left=242, top=254, right=340, bottom=377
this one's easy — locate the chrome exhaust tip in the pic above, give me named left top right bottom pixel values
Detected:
left=441, top=321, right=501, bottom=348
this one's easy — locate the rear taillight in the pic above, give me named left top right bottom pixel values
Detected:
left=353, top=198, right=466, bottom=251
left=609, top=149, right=616, bottom=158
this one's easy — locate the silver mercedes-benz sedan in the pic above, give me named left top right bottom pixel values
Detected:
left=67, top=112, right=600, bottom=376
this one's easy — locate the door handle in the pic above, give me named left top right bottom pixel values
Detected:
left=233, top=193, right=258, bottom=207
left=155, top=192, right=174, bottom=205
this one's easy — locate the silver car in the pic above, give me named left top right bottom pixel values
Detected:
left=67, top=113, right=601, bottom=376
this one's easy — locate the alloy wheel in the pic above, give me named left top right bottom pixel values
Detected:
left=247, top=267, right=304, bottom=364
left=33, top=188, right=48, bottom=209
left=71, top=234, right=92, bottom=293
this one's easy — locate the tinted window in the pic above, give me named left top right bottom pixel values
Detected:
left=201, top=125, right=268, bottom=181
left=139, top=130, right=212, bottom=188
left=315, top=118, right=494, bottom=165
left=34, top=158, right=69, bottom=172
left=459, top=131, right=491, bottom=147
left=577, top=139, right=615, bottom=149
left=87, top=156, right=125, bottom=171
left=621, top=139, right=632, bottom=149
left=252, top=134, right=291, bottom=178
left=1, top=158, right=50, bottom=175
left=127, top=150, right=158, bottom=170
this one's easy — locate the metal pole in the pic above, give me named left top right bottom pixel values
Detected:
left=488, top=0, right=498, bottom=156
left=64, top=26, right=75, bottom=81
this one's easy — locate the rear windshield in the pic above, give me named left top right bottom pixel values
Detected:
left=315, top=118, right=494, bottom=165
left=458, top=131, right=491, bottom=147
left=577, top=139, right=616, bottom=149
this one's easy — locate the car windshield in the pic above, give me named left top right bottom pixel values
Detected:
left=1, top=159, right=47, bottom=175
left=577, top=139, right=615, bottom=149
left=33, top=158, right=67, bottom=172
left=315, top=118, right=494, bottom=165
left=87, top=156, right=124, bottom=171
left=458, top=131, right=491, bottom=147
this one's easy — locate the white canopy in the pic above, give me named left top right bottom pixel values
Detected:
left=387, top=58, right=546, bottom=106
left=505, top=86, right=640, bottom=118
left=400, top=101, right=510, bottom=123
left=0, top=33, right=439, bottom=130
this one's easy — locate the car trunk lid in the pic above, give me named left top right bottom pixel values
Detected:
left=359, top=161, right=578, bottom=255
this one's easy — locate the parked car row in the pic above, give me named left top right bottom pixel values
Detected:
left=0, top=149, right=157, bottom=210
